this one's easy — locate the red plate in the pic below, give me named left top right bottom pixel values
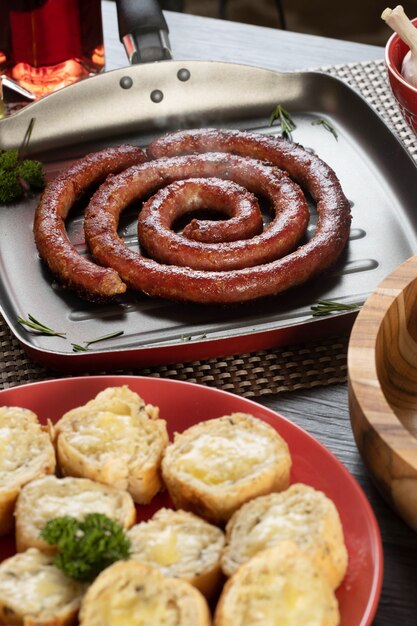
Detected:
left=0, top=375, right=383, bottom=625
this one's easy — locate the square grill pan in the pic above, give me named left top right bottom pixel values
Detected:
left=0, top=60, right=416, bottom=371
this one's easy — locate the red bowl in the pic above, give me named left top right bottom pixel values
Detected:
left=385, top=16, right=417, bottom=134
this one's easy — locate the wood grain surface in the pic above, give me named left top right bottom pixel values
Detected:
left=348, top=255, right=417, bottom=532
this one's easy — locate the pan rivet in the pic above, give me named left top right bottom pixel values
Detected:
left=120, top=76, right=133, bottom=89
left=177, top=68, right=190, bottom=82
left=150, top=89, right=164, bottom=103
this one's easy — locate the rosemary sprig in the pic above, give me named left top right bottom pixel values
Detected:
left=71, top=330, right=124, bottom=352
left=17, top=314, right=66, bottom=337
left=311, top=118, right=338, bottom=140
left=269, top=104, right=296, bottom=140
left=19, top=117, right=35, bottom=159
left=310, top=300, right=360, bottom=317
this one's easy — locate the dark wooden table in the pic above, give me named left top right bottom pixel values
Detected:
left=100, top=3, right=417, bottom=625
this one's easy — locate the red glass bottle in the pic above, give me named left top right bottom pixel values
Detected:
left=0, top=0, right=105, bottom=98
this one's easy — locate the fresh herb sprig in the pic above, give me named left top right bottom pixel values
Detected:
left=310, top=300, right=360, bottom=317
left=269, top=104, right=296, bottom=140
left=71, top=330, right=124, bottom=352
left=40, top=513, right=131, bottom=582
left=17, top=314, right=66, bottom=337
left=0, top=118, right=45, bottom=204
left=311, top=118, right=338, bottom=140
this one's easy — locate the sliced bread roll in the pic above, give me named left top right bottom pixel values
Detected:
left=0, top=406, right=56, bottom=536
left=50, top=385, right=168, bottom=504
left=0, top=547, right=86, bottom=626
left=214, top=542, right=340, bottom=626
left=127, top=507, right=225, bottom=599
left=15, top=475, right=136, bottom=553
left=79, top=560, right=211, bottom=626
left=161, top=413, right=291, bottom=525
left=221, top=483, right=348, bottom=589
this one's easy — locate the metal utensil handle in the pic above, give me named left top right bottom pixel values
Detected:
left=116, top=0, right=172, bottom=64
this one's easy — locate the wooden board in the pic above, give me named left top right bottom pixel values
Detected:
left=348, top=254, right=417, bottom=532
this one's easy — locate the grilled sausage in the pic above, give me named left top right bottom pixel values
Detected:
left=138, top=167, right=309, bottom=271
left=84, top=152, right=313, bottom=301
left=33, top=144, right=147, bottom=301
left=82, top=129, right=350, bottom=304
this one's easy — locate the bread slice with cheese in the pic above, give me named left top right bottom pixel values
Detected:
left=50, top=385, right=168, bottom=504
left=214, top=542, right=340, bottom=626
left=14, top=475, right=136, bottom=553
left=161, top=413, right=292, bottom=525
left=78, top=560, right=211, bottom=626
left=127, top=507, right=225, bottom=599
left=0, top=547, right=86, bottom=626
left=221, top=483, right=348, bottom=589
left=0, top=406, right=56, bottom=536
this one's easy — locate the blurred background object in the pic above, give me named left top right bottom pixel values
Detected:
left=0, top=0, right=104, bottom=100
left=160, top=0, right=417, bottom=46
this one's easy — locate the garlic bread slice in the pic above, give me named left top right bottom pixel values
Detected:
left=161, top=413, right=291, bottom=525
left=0, top=548, right=86, bottom=626
left=15, top=475, right=136, bottom=553
left=0, top=406, right=56, bottom=536
left=214, top=542, right=340, bottom=626
left=221, top=483, right=348, bottom=589
left=79, top=560, right=211, bottom=626
left=127, top=507, right=225, bottom=598
left=51, top=386, right=168, bottom=504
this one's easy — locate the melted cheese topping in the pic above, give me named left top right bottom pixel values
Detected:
left=20, top=476, right=133, bottom=537
left=176, top=431, right=274, bottom=485
left=95, top=587, right=177, bottom=626
left=230, top=567, right=333, bottom=626
left=143, top=527, right=181, bottom=566
left=219, top=545, right=339, bottom=626
left=57, top=387, right=163, bottom=466
left=232, top=486, right=328, bottom=561
left=63, top=412, right=155, bottom=460
left=128, top=510, right=224, bottom=576
left=0, top=407, right=54, bottom=485
left=242, top=504, right=318, bottom=557
left=0, top=549, right=84, bottom=615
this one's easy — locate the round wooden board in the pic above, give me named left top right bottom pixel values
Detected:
left=348, top=254, right=417, bottom=532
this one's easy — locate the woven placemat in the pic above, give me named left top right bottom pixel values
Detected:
left=0, top=58, right=414, bottom=396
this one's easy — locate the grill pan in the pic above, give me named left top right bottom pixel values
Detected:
left=0, top=1, right=417, bottom=372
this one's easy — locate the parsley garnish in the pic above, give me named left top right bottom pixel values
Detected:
left=40, top=513, right=131, bottom=582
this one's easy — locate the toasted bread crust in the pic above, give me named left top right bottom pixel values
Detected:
left=0, top=548, right=86, bottom=626
left=162, top=413, right=292, bottom=525
left=0, top=407, right=56, bottom=536
left=214, top=543, right=340, bottom=626
left=127, top=508, right=225, bottom=599
left=15, top=475, right=136, bottom=553
left=79, top=560, right=211, bottom=626
left=221, top=483, right=348, bottom=589
left=51, top=386, right=168, bottom=504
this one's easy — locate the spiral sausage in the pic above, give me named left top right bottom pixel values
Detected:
left=33, top=144, right=147, bottom=301
left=137, top=165, right=310, bottom=271
left=82, top=127, right=351, bottom=304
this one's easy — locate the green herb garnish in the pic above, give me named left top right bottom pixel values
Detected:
left=0, top=119, right=45, bottom=204
left=311, top=118, right=338, bottom=140
left=17, top=314, right=66, bottom=337
left=71, top=330, right=124, bottom=352
left=269, top=104, right=296, bottom=140
left=310, top=299, right=360, bottom=316
left=40, top=513, right=131, bottom=582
